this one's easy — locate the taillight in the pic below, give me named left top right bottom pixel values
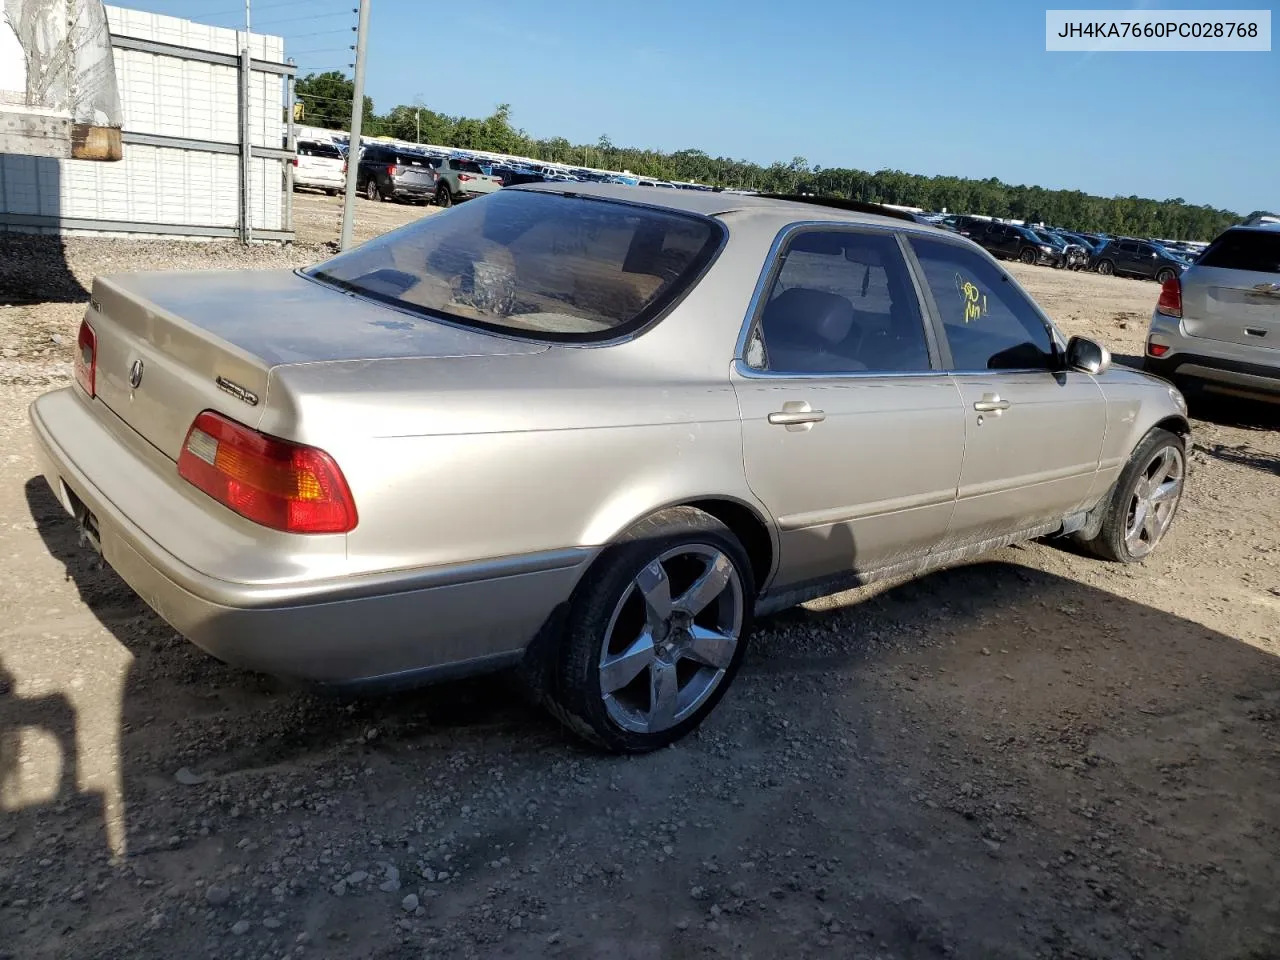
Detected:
left=1148, top=341, right=1171, bottom=357
left=386, top=164, right=400, bottom=176
left=291, top=157, right=298, bottom=166
left=458, top=173, right=473, bottom=182
left=177, top=411, right=357, bottom=534
left=1156, top=276, right=1182, bottom=318
left=341, top=161, right=347, bottom=174
left=75, top=319, right=96, bottom=397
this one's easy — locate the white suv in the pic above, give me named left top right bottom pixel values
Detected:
left=292, top=139, right=346, bottom=195
left=1144, top=224, right=1280, bottom=404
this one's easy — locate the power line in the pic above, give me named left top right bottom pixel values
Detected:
left=290, top=27, right=354, bottom=39
left=255, top=10, right=353, bottom=27
left=196, top=0, right=349, bottom=17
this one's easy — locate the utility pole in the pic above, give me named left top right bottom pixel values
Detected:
left=239, top=0, right=252, bottom=244
left=339, top=0, right=370, bottom=251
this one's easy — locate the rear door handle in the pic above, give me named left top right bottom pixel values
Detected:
left=768, top=400, right=825, bottom=431
left=973, top=394, right=1011, bottom=413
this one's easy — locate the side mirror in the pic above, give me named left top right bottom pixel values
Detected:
left=1066, top=335, right=1111, bottom=375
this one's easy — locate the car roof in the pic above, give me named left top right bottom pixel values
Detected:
left=508, top=180, right=947, bottom=233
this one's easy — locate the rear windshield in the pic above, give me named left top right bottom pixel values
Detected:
left=300, top=141, right=342, bottom=159
left=454, top=159, right=484, bottom=174
left=305, top=189, right=724, bottom=341
left=1197, top=230, right=1280, bottom=274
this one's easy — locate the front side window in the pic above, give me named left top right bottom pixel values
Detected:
left=307, top=189, right=723, bottom=341
left=909, top=237, right=1058, bottom=371
left=749, top=229, right=932, bottom=374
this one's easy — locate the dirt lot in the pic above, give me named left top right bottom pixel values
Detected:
left=1, top=194, right=1278, bottom=960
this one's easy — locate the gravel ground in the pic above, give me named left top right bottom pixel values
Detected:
left=1, top=195, right=1278, bottom=960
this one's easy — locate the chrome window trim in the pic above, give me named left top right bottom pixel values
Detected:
left=732, top=357, right=953, bottom=381
left=731, top=219, right=946, bottom=380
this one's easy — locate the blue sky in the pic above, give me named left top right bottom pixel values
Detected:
left=142, top=0, right=1275, bottom=213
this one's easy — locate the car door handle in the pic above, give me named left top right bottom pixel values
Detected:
left=768, top=401, right=825, bottom=431
left=973, top=395, right=1011, bottom=413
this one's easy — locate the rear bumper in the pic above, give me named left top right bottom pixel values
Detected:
left=294, top=172, right=345, bottom=190
left=388, top=181, right=437, bottom=199
left=1144, top=310, right=1280, bottom=400
left=28, top=387, right=589, bottom=684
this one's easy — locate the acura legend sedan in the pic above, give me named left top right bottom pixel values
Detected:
left=30, top=184, right=1190, bottom=752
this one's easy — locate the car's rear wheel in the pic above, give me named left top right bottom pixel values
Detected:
left=1156, top=267, right=1176, bottom=284
left=435, top=187, right=452, bottom=208
left=1079, top=428, right=1185, bottom=563
left=365, top=180, right=382, bottom=202
left=544, top=507, right=753, bottom=753
left=1019, top=247, right=1037, bottom=265
left=1097, top=259, right=1115, bottom=276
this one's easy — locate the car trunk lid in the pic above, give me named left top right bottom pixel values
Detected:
left=1180, top=229, right=1280, bottom=350
left=86, top=268, right=546, bottom=461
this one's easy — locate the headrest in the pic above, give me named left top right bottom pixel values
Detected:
left=763, top=287, right=855, bottom=345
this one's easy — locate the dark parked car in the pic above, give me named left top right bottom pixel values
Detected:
left=974, top=222, right=1063, bottom=266
left=941, top=215, right=995, bottom=239
left=1092, top=238, right=1190, bottom=282
left=356, top=145, right=442, bottom=204
left=491, top=165, right=548, bottom=187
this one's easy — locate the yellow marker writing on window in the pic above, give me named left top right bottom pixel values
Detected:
left=954, top=274, right=987, bottom=323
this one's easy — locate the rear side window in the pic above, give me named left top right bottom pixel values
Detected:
left=749, top=229, right=931, bottom=374
left=1197, top=230, right=1280, bottom=274
left=910, top=237, right=1057, bottom=371
left=307, top=190, right=723, bottom=341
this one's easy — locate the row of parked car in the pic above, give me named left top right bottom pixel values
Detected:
left=290, top=136, right=721, bottom=208
left=924, top=214, right=1205, bottom=283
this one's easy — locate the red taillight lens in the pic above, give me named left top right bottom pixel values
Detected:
left=1148, top=341, right=1170, bottom=357
left=177, top=411, right=357, bottom=534
left=291, top=157, right=298, bottom=166
left=386, top=164, right=399, bottom=176
left=341, top=162, right=347, bottom=174
left=458, top=173, right=473, bottom=182
left=1156, top=277, right=1182, bottom=318
left=75, top=319, right=96, bottom=397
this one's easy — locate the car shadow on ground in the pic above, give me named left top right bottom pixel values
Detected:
left=10, top=476, right=1280, bottom=959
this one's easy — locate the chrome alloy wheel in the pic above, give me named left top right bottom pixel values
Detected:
left=598, top=544, right=744, bottom=735
left=1124, top=445, right=1184, bottom=558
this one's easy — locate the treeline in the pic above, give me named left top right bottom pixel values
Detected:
left=295, top=72, right=1247, bottom=240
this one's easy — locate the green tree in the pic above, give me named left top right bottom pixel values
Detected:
left=294, top=71, right=375, bottom=132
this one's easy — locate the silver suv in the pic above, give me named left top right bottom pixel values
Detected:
left=1144, top=224, right=1280, bottom=403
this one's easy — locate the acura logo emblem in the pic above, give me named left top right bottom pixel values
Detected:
left=129, top=359, right=144, bottom=389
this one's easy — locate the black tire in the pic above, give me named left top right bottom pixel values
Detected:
left=543, top=506, right=755, bottom=753
left=435, top=186, right=452, bottom=208
left=325, top=189, right=338, bottom=197
left=1096, top=259, right=1115, bottom=276
left=365, top=179, right=382, bottom=202
left=1078, top=428, right=1186, bottom=563
left=1019, top=247, right=1037, bottom=265
left=1155, top=267, right=1176, bottom=284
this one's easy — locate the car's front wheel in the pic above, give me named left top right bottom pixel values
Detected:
left=1096, top=258, right=1115, bottom=276
left=1079, top=428, right=1186, bottom=563
left=544, top=507, right=753, bottom=753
